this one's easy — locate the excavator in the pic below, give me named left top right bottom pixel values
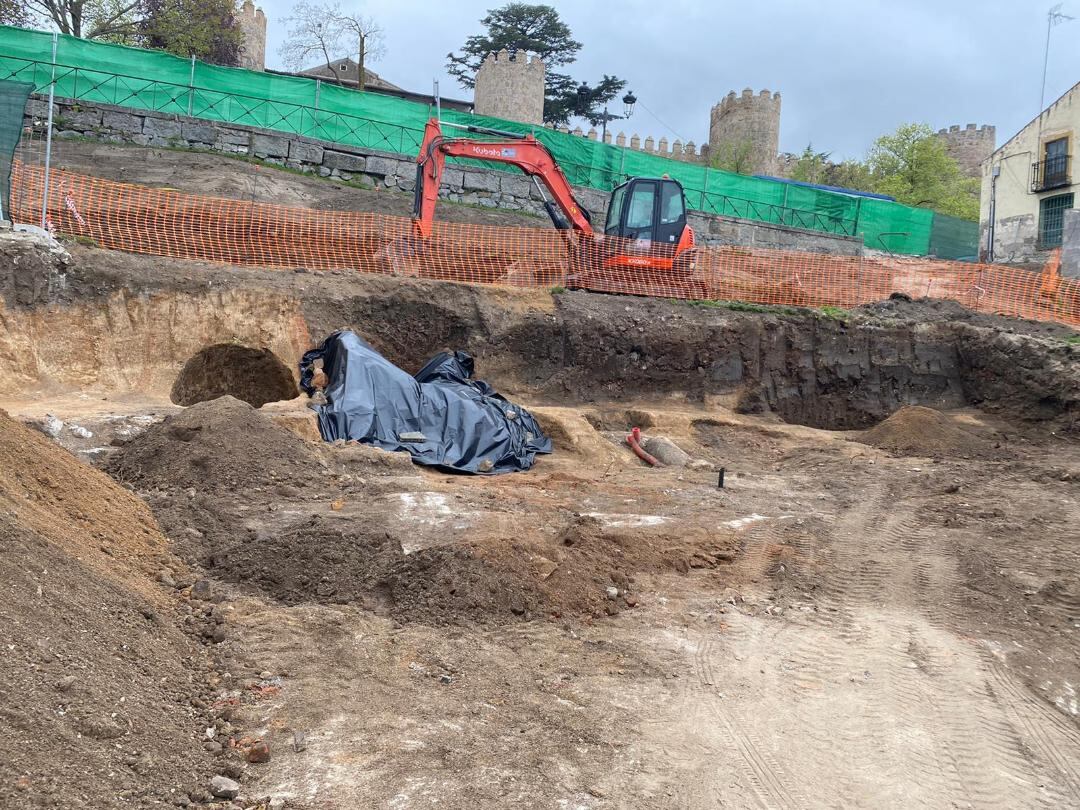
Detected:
left=409, top=118, right=699, bottom=288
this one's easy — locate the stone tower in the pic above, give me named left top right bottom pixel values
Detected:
left=237, top=0, right=267, bottom=72
left=708, top=88, right=781, bottom=176
left=473, top=49, right=545, bottom=125
left=936, top=124, right=996, bottom=178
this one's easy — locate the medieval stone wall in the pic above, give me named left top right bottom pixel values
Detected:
left=709, top=89, right=781, bottom=175
left=473, top=50, right=545, bottom=125
left=936, top=124, right=995, bottom=177
left=237, top=0, right=267, bottom=72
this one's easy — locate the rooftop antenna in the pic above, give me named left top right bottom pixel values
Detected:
left=1040, top=4, right=1074, bottom=124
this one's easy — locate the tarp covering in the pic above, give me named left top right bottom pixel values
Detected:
left=299, top=330, right=551, bottom=474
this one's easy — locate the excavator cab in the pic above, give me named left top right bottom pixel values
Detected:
left=601, top=177, right=697, bottom=274
left=604, top=177, right=688, bottom=245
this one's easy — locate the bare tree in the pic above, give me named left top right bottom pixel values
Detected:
left=24, top=0, right=140, bottom=40
left=0, top=0, right=33, bottom=27
left=329, top=7, right=383, bottom=91
left=280, top=1, right=384, bottom=90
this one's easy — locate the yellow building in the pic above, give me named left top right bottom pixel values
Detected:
left=980, top=80, right=1078, bottom=264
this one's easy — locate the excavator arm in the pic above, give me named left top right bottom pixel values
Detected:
left=411, top=118, right=594, bottom=238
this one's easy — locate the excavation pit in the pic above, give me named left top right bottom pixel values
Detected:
left=170, top=344, right=298, bottom=408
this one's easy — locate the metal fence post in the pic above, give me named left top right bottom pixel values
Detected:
left=40, top=32, right=57, bottom=230
left=187, top=54, right=195, bottom=116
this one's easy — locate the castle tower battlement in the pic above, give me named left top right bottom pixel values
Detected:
left=935, top=123, right=996, bottom=177
left=237, top=0, right=267, bottom=71
left=708, top=88, right=781, bottom=175
left=473, top=49, right=545, bottom=125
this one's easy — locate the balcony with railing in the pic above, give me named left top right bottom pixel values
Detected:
left=1031, top=154, right=1071, bottom=192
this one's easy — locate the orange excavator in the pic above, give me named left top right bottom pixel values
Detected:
left=410, top=118, right=699, bottom=283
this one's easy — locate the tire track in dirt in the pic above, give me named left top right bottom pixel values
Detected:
left=985, top=660, right=1080, bottom=807
left=838, top=477, right=1075, bottom=808
left=809, top=489, right=969, bottom=807
left=693, top=633, right=809, bottom=810
left=771, top=470, right=1070, bottom=807
left=638, top=455, right=1080, bottom=808
left=825, top=473, right=1080, bottom=807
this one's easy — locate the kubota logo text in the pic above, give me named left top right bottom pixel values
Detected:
left=469, top=146, right=517, bottom=158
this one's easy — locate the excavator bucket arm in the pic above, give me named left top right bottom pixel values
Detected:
left=411, top=118, right=594, bottom=238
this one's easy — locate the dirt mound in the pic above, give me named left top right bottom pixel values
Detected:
left=207, top=512, right=739, bottom=625
left=857, top=294, right=1078, bottom=340
left=857, top=406, right=993, bottom=457
left=0, top=410, right=213, bottom=808
left=108, top=395, right=325, bottom=492
left=207, top=515, right=542, bottom=624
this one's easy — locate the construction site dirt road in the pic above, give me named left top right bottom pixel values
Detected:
left=0, top=213, right=1078, bottom=808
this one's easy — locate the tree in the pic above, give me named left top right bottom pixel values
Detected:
left=825, top=160, right=873, bottom=192
left=446, top=3, right=626, bottom=127
left=0, top=0, right=33, bottom=27
left=709, top=139, right=756, bottom=175
left=549, top=73, right=626, bottom=128
left=867, top=123, right=978, bottom=219
left=24, top=0, right=140, bottom=40
left=329, top=8, right=384, bottom=91
left=447, top=2, right=579, bottom=87
left=280, top=1, right=385, bottom=90
left=139, top=0, right=243, bottom=64
left=789, top=144, right=831, bottom=184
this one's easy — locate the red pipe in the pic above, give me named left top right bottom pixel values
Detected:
left=627, top=426, right=661, bottom=466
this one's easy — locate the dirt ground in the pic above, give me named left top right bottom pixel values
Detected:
left=10, top=385, right=1080, bottom=809
left=1, top=235, right=1079, bottom=807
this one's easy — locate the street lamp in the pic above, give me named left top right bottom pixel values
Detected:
left=576, top=85, right=638, bottom=142
left=576, top=82, right=590, bottom=115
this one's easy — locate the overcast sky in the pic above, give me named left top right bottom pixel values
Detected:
left=258, top=0, right=1080, bottom=160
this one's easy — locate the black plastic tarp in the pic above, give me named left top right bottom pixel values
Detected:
left=299, top=330, right=552, bottom=474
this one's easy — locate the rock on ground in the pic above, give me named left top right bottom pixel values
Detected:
left=641, top=436, right=691, bottom=467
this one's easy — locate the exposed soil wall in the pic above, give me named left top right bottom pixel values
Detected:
left=1, top=240, right=1077, bottom=432
left=171, top=344, right=298, bottom=407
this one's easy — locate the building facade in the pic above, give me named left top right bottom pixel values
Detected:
left=981, top=81, right=1078, bottom=264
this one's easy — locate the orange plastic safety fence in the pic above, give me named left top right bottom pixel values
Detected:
left=10, top=163, right=1080, bottom=328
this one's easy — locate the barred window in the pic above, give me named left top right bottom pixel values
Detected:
left=1038, top=193, right=1074, bottom=248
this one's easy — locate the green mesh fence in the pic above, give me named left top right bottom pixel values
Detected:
left=854, top=197, right=934, bottom=256
left=0, top=78, right=32, bottom=219
left=928, top=212, right=980, bottom=260
left=0, top=25, right=977, bottom=257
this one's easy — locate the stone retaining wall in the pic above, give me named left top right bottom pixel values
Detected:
left=25, top=96, right=862, bottom=256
